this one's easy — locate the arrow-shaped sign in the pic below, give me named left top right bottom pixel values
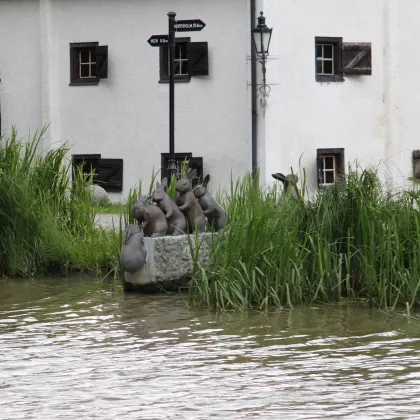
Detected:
left=147, top=35, right=169, bottom=47
left=174, top=19, right=206, bottom=32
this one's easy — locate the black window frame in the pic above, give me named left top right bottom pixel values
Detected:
left=317, top=148, right=345, bottom=188
left=315, top=37, right=344, bottom=83
left=70, top=42, right=108, bottom=86
left=159, top=37, right=191, bottom=83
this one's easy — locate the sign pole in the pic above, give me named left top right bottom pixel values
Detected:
left=167, top=11, right=177, bottom=182
left=147, top=14, right=206, bottom=183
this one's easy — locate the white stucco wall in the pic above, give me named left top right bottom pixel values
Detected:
left=51, top=0, right=252, bottom=199
left=1, top=0, right=252, bottom=200
left=260, top=0, right=419, bottom=195
left=0, top=0, right=42, bottom=138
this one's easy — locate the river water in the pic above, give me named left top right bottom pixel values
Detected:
left=1, top=277, right=420, bottom=419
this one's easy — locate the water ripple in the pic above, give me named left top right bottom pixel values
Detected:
left=1, top=279, right=420, bottom=419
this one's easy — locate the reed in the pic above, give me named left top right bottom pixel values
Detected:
left=0, top=128, right=119, bottom=277
left=189, top=166, right=420, bottom=311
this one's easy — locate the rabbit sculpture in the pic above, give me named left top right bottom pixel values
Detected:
left=120, top=224, right=147, bottom=273
left=152, top=177, right=186, bottom=235
left=193, top=174, right=228, bottom=231
left=132, top=195, right=167, bottom=237
left=175, top=169, right=207, bottom=233
left=272, top=173, right=300, bottom=204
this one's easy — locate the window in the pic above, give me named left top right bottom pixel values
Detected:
left=160, top=38, right=190, bottom=82
left=317, top=148, right=345, bottom=188
left=70, top=43, right=108, bottom=86
left=72, top=154, right=123, bottom=192
left=315, top=37, right=372, bottom=82
left=159, top=39, right=209, bottom=83
left=315, top=37, right=343, bottom=82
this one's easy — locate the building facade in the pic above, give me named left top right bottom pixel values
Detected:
left=258, top=0, right=420, bottom=195
left=0, top=0, right=253, bottom=199
left=2, top=0, right=420, bottom=200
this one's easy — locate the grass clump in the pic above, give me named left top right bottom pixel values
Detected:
left=189, top=167, right=420, bottom=311
left=0, top=127, right=120, bottom=278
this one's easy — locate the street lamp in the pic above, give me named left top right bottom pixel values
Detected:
left=252, top=11, right=272, bottom=98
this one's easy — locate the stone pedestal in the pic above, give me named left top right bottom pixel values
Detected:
left=123, top=233, right=214, bottom=293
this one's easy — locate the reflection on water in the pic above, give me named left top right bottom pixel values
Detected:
left=1, top=277, right=420, bottom=419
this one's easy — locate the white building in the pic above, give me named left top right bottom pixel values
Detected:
left=1, top=0, right=419, bottom=200
left=0, top=0, right=253, bottom=200
left=258, top=0, right=420, bottom=195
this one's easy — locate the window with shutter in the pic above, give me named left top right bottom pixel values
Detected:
left=159, top=39, right=209, bottom=82
left=342, top=42, right=372, bottom=75
left=317, top=148, right=345, bottom=188
left=70, top=42, right=109, bottom=86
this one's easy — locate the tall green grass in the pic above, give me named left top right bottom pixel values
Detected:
left=189, top=167, right=420, bottom=311
left=0, top=128, right=120, bottom=278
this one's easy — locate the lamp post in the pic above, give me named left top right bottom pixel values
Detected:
left=252, top=11, right=273, bottom=98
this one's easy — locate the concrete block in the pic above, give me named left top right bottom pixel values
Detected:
left=123, top=233, right=214, bottom=293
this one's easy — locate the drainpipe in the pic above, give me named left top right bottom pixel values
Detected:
left=251, top=0, right=258, bottom=179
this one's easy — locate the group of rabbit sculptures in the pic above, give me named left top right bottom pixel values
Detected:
left=132, top=169, right=228, bottom=238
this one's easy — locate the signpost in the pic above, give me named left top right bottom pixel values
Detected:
left=174, top=19, right=206, bottom=32
left=147, top=12, right=206, bottom=181
left=147, top=35, right=169, bottom=47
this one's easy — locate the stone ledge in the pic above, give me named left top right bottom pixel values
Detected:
left=123, top=233, right=215, bottom=293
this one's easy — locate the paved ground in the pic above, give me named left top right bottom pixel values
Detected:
left=94, top=213, right=122, bottom=230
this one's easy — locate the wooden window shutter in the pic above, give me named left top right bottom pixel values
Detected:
left=188, top=42, right=209, bottom=76
left=95, top=45, right=108, bottom=79
left=342, top=42, right=372, bottom=75
left=96, top=158, right=123, bottom=192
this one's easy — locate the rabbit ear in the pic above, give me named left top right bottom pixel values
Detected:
left=138, top=195, right=148, bottom=202
left=156, top=181, right=160, bottom=189
left=272, top=173, right=285, bottom=182
left=203, top=174, right=210, bottom=187
left=161, top=177, right=168, bottom=188
left=188, top=169, right=197, bottom=181
left=144, top=196, right=153, bottom=204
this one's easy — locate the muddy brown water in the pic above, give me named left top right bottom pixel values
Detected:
left=1, top=277, right=420, bottom=419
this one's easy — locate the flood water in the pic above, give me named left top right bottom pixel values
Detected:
left=1, top=278, right=420, bottom=419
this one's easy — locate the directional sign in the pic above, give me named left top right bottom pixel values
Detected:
left=174, top=19, right=206, bottom=32
left=147, top=35, right=169, bottom=47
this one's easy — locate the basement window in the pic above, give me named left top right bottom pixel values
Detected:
left=317, top=148, right=345, bottom=188
left=160, top=153, right=203, bottom=187
left=70, top=42, right=108, bottom=86
left=159, top=39, right=209, bottom=83
left=72, top=154, right=123, bottom=192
